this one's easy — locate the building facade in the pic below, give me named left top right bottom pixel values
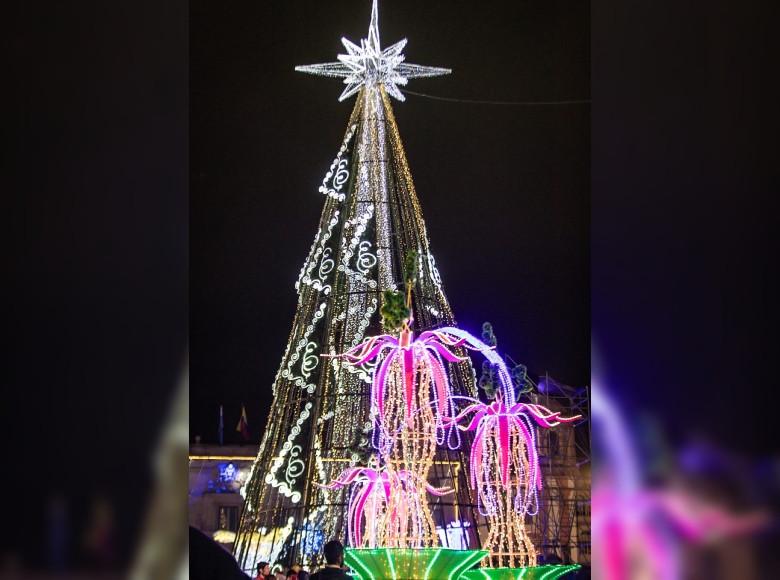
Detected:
left=189, top=444, right=258, bottom=555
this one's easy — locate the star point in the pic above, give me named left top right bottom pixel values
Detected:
left=294, top=0, right=450, bottom=102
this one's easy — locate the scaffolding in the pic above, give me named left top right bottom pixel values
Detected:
left=528, top=373, right=591, bottom=566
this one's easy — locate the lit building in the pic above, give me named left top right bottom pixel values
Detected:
left=189, top=444, right=258, bottom=551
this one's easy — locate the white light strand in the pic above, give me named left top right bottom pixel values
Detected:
left=281, top=302, right=328, bottom=392
left=265, top=402, right=314, bottom=503
left=339, top=204, right=376, bottom=270
left=319, top=124, right=357, bottom=200
left=297, top=211, right=341, bottom=294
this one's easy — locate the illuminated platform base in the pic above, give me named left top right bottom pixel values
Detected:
left=460, top=565, right=581, bottom=580
left=344, top=547, right=489, bottom=580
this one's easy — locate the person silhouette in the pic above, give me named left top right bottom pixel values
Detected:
left=310, top=540, right=350, bottom=580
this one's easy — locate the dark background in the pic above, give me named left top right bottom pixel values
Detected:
left=4, top=0, right=187, bottom=570
left=190, top=0, right=590, bottom=444
left=592, top=1, right=779, bottom=455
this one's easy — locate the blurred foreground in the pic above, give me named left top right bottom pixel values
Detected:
left=0, top=367, right=189, bottom=580
left=591, top=356, right=779, bottom=579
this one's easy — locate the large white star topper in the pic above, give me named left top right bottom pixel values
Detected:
left=295, top=0, right=451, bottom=102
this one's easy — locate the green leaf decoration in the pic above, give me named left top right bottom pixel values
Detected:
left=511, top=362, right=533, bottom=396
left=481, top=321, right=497, bottom=347
left=380, top=289, right=410, bottom=332
left=478, top=359, right=497, bottom=399
left=478, top=321, right=537, bottom=400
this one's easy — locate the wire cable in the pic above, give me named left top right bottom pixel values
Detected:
left=401, top=88, right=591, bottom=106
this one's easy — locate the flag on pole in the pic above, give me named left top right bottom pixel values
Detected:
left=218, top=405, right=224, bottom=446
left=236, top=404, right=250, bottom=441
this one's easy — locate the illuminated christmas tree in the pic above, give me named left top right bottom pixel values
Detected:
left=234, top=1, right=480, bottom=570
left=234, top=3, right=584, bottom=579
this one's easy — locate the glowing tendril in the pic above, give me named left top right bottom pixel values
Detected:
left=318, top=466, right=452, bottom=548
left=448, top=396, right=580, bottom=516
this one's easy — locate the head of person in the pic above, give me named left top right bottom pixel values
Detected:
left=258, top=562, right=270, bottom=576
left=291, top=564, right=301, bottom=573
left=323, top=540, right=344, bottom=566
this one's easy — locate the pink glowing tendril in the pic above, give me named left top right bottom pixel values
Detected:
left=317, top=466, right=452, bottom=547
left=447, top=395, right=580, bottom=515
left=334, top=326, right=524, bottom=451
left=328, top=325, right=582, bottom=520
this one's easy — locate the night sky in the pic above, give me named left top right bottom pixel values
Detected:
left=191, top=0, right=589, bottom=443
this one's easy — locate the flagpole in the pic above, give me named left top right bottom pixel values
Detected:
left=236, top=404, right=250, bottom=442
left=218, top=404, right=224, bottom=446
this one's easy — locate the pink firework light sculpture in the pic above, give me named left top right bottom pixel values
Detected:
left=431, top=326, right=581, bottom=516
left=323, top=324, right=528, bottom=548
left=336, top=329, right=452, bottom=449
left=449, top=396, right=581, bottom=516
left=327, top=325, right=496, bottom=547
left=335, top=325, right=516, bottom=450
left=324, top=322, right=583, bottom=555
left=317, top=466, right=453, bottom=548
left=434, top=329, right=581, bottom=568
left=335, top=323, right=581, bottom=514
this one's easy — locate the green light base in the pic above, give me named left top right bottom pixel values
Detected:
left=344, top=547, right=488, bottom=580
left=459, top=565, right=581, bottom=580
